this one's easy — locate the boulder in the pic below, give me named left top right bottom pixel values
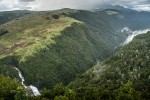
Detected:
left=0, top=29, right=9, bottom=36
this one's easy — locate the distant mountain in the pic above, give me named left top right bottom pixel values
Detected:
left=0, top=10, right=33, bottom=25
left=0, top=6, right=150, bottom=90
left=68, top=31, right=150, bottom=99
left=108, top=5, right=133, bottom=11
left=95, top=5, right=135, bottom=11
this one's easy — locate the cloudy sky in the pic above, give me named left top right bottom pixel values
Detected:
left=0, top=0, right=150, bottom=11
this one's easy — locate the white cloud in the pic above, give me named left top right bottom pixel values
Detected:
left=131, top=4, right=150, bottom=11
left=0, top=0, right=150, bottom=11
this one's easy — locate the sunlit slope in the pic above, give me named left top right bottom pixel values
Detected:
left=0, top=11, right=80, bottom=61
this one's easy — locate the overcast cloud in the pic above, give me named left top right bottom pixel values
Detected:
left=0, top=0, right=150, bottom=11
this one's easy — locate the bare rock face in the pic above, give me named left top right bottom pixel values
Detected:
left=26, top=86, right=34, bottom=97
left=26, top=85, right=41, bottom=96
left=0, top=29, right=9, bottom=36
left=52, top=15, right=59, bottom=19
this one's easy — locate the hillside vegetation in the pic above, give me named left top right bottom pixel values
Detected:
left=69, top=31, right=150, bottom=99
left=0, top=75, right=25, bottom=100
left=0, top=9, right=126, bottom=89
left=0, top=10, right=88, bottom=87
left=0, top=11, right=81, bottom=60
left=0, top=7, right=150, bottom=90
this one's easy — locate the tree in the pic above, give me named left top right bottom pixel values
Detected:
left=0, top=75, right=25, bottom=100
left=116, top=81, right=141, bottom=100
left=40, top=83, right=77, bottom=100
left=54, top=95, right=69, bottom=100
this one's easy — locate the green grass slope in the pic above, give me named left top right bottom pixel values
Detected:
left=69, top=31, right=150, bottom=99
left=0, top=11, right=80, bottom=60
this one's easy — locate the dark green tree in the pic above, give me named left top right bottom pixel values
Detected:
left=116, top=81, right=141, bottom=100
left=0, top=75, right=25, bottom=100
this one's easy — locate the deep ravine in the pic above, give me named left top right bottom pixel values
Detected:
left=12, top=28, right=150, bottom=96
left=14, top=67, right=41, bottom=96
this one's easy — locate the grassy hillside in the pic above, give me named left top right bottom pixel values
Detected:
left=0, top=11, right=80, bottom=60
left=0, top=10, right=84, bottom=86
left=69, top=31, right=150, bottom=99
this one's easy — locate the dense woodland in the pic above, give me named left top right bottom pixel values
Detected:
left=0, top=75, right=142, bottom=100
left=68, top=31, right=150, bottom=99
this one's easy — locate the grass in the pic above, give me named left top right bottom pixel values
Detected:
left=0, top=12, right=82, bottom=62
left=106, top=10, right=119, bottom=15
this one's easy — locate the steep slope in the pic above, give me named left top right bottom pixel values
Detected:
left=69, top=10, right=127, bottom=48
left=69, top=31, right=150, bottom=99
left=0, top=10, right=86, bottom=88
left=69, top=8, right=150, bottom=47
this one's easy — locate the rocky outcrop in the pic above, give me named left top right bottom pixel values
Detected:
left=26, top=86, right=34, bottom=96
left=0, top=29, right=8, bottom=36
